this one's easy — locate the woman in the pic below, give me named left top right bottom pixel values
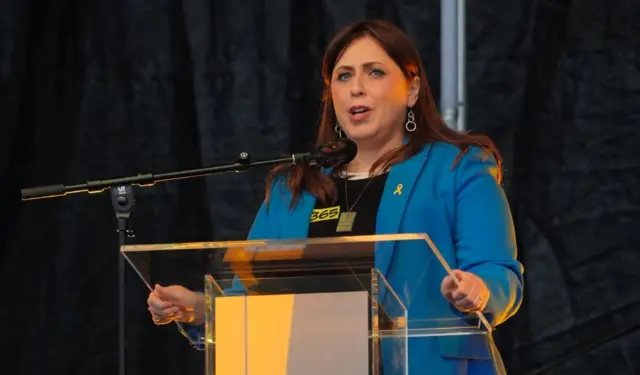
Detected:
left=148, top=19, right=524, bottom=375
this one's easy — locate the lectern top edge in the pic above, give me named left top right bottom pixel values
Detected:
left=119, top=232, right=430, bottom=252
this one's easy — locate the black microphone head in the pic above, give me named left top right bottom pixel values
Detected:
left=313, top=138, right=357, bottom=168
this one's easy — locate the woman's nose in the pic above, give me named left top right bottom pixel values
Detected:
left=350, top=75, right=365, bottom=97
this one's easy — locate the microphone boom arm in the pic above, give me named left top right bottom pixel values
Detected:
left=20, top=152, right=308, bottom=201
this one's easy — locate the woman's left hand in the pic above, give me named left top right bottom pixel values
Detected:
left=441, top=270, right=490, bottom=313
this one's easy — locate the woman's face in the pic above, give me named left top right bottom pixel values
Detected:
left=330, top=36, right=418, bottom=147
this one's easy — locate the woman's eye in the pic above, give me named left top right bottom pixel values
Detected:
left=370, top=69, right=385, bottom=77
left=337, top=72, right=351, bottom=81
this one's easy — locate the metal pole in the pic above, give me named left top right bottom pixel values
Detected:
left=119, top=230, right=126, bottom=375
left=440, top=0, right=458, bottom=129
left=457, top=0, right=467, bottom=132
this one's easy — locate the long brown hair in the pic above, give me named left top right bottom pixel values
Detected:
left=265, top=19, right=502, bottom=208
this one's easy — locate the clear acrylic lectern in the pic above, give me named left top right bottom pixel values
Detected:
left=121, top=233, right=498, bottom=375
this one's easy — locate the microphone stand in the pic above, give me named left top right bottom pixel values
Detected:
left=20, top=150, right=316, bottom=375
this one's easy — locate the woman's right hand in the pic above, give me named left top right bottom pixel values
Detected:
left=147, top=284, right=204, bottom=325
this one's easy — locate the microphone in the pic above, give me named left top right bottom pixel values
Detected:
left=295, top=138, right=357, bottom=168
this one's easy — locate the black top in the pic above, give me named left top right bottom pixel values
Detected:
left=308, top=172, right=388, bottom=238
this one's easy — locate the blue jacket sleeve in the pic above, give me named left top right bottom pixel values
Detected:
left=225, top=176, right=289, bottom=293
left=183, top=182, right=282, bottom=345
left=225, top=197, right=275, bottom=294
left=452, top=147, right=524, bottom=326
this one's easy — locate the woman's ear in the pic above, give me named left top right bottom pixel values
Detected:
left=407, top=76, right=420, bottom=107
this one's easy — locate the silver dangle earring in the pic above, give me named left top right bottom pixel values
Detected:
left=335, top=123, right=344, bottom=138
left=405, top=108, right=417, bottom=132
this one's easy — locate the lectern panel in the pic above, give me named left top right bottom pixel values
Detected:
left=122, top=233, right=494, bottom=375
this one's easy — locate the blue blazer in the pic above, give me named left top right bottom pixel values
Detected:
left=236, top=142, right=523, bottom=375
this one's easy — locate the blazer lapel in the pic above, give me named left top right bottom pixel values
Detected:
left=375, top=144, right=432, bottom=278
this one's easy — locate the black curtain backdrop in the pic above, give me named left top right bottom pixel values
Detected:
left=1, top=0, right=639, bottom=374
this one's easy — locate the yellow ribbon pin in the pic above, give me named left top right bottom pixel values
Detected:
left=393, top=184, right=403, bottom=195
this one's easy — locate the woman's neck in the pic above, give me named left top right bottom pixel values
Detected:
left=345, top=152, right=381, bottom=173
left=345, top=138, right=403, bottom=174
